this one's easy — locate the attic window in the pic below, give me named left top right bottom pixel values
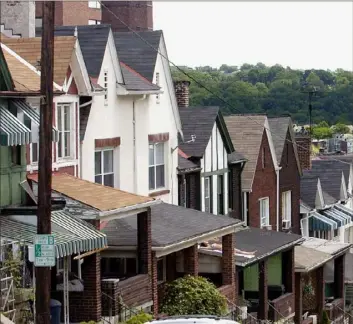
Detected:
left=156, top=72, right=160, bottom=104
left=262, top=147, right=266, bottom=169
left=103, top=70, right=108, bottom=106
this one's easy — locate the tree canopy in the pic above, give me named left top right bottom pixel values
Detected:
left=172, top=63, right=353, bottom=124
left=160, top=276, right=227, bottom=316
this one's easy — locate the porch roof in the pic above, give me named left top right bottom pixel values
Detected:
left=0, top=210, right=107, bottom=258
left=325, top=252, right=353, bottom=283
left=295, top=245, right=333, bottom=273
left=101, top=202, right=242, bottom=257
left=27, top=173, right=158, bottom=217
left=301, top=237, right=351, bottom=256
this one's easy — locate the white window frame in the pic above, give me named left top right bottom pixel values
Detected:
left=88, top=19, right=101, bottom=25
left=94, top=148, right=115, bottom=187
left=157, top=257, right=166, bottom=284
left=103, top=69, right=108, bottom=106
left=56, top=257, right=71, bottom=274
left=204, top=177, right=211, bottom=213
left=57, top=103, right=74, bottom=160
left=88, top=0, right=101, bottom=9
left=156, top=72, right=160, bottom=104
left=260, top=197, right=270, bottom=228
left=149, top=142, right=166, bottom=191
left=282, top=190, right=292, bottom=225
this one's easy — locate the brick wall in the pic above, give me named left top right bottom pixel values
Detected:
left=174, top=81, right=190, bottom=108
left=279, top=130, right=301, bottom=234
left=178, top=171, right=201, bottom=211
left=294, top=272, right=303, bottom=324
left=137, top=209, right=152, bottom=275
left=101, top=1, right=153, bottom=32
left=228, top=163, right=242, bottom=220
left=183, top=244, right=198, bottom=276
left=249, top=131, right=277, bottom=229
left=295, top=135, right=311, bottom=171
left=334, top=255, right=345, bottom=300
left=221, top=234, right=235, bottom=304
left=152, top=252, right=158, bottom=317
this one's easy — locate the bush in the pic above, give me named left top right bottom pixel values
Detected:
left=160, top=275, right=227, bottom=316
left=125, top=311, right=153, bottom=324
left=321, top=310, right=331, bottom=324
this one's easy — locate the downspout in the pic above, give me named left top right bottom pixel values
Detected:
left=133, top=95, right=147, bottom=193
left=183, top=174, right=187, bottom=207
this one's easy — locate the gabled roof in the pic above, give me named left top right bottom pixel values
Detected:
left=0, top=46, right=14, bottom=91
left=179, top=107, right=234, bottom=159
left=27, top=173, right=156, bottom=213
left=120, top=62, right=160, bottom=92
left=113, top=30, right=162, bottom=82
left=2, top=36, right=76, bottom=86
left=268, top=116, right=302, bottom=174
left=51, top=25, right=111, bottom=78
left=101, top=202, right=242, bottom=249
left=225, top=115, right=276, bottom=190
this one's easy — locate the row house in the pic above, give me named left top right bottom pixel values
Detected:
left=1, top=35, right=93, bottom=176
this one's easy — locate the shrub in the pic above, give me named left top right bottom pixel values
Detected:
left=321, top=310, right=331, bottom=324
left=160, top=275, right=227, bottom=316
left=125, top=311, right=153, bottom=324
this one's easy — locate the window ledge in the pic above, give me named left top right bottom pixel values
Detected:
left=149, top=189, right=170, bottom=197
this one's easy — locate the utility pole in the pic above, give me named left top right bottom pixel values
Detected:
left=36, top=2, right=55, bottom=324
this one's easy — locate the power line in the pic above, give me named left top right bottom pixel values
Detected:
left=99, top=1, right=352, bottom=167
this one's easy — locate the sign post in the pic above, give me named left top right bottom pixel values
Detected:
left=34, top=235, right=55, bottom=267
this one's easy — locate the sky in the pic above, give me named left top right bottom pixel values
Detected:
left=153, top=2, right=353, bottom=71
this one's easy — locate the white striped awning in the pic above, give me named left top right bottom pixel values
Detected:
left=12, top=99, right=59, bottom=143
left=0, top=105, right=32, bottom=146
left=0, top=210, right=107, bottom=258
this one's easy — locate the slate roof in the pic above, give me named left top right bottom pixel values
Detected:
left=51, top=25, right=111, bottom=78
left=101, top=202, right=241, bottom=247
left=300, top=173, right=319, bottom=209
left=2, top=36, right=76, bottom=86
left=225, top=115, right=267, bottom=190
left=28, top=173, right=155, bottom=212
left=120, top=62, right=160, bottom=92
left=113, top=30, right=162, bottom=81
left=178, top=106, right=220, bottom=158
left=234, top=227, right=302, bottom=266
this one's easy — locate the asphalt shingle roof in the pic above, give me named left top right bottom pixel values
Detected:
left=225, top=115, right=267, bottom=190
left=228, top=151, right=247, bottom=163
left=300, top=173, right=320, bottom=209
left=268, top=117, right=291, bottom=163
left=234, top=227, right=302, bottom=266
left=51, top=25, right=111, bottom=78
left=178, top=107, right=220, bottom=158
left=113, top=30, right=162, bottom=81
left=178, top=155, right=200, bottom=172
left=102, top=202, right=241, bottom=247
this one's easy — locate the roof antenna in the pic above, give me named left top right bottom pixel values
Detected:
left=74, top=26, right=78, bottom=37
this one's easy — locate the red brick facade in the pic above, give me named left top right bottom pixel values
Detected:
left=183, top=245, right=199, bottom=276
left=249, top=131, right=277, bottom=229
left=295, top=135, right=312, bottom=171
left=279, top=130, right=301, bottom=234
left=178, top=171, right=201, bottom=210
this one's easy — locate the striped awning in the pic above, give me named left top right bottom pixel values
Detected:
left=334, top=204, right=353, bottom=220
left=12, top=99, right=59, bottom=142
left=0, top=105, right=32, bottom=146
left=309, top=211, right=338, bottom=231
left=0, top=210, right=107, bottom=258
left=322, top=207, right=351, bottom=227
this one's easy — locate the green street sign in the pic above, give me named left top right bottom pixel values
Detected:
left=34, top=235, right=56, bottom=267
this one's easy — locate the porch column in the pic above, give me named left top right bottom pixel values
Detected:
left=294, top=272, right=303, bottom=324
left=137, top=209, right=152, bottom=275
left=152, top=252, right=158, bottom=317
left=258, top=260, right=268, bottom=321
left=184, top=244, right=198, bottom=276
left=316, top=266, right=325, bottom=317
left=222, top=234, right=235, bottom=304
left=334, top=254, right=345, bottom=300
left=282, top=248, right=294, bottom=293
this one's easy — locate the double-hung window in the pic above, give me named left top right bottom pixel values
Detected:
left=260, top=197, right=269, bottom=228
left=282, top=191, right=292, bottom=226
left=57, top=103, right=72, bottom=159
left=149, top=143, right=165, bottom=190
left=204, top=177, right=211, bottom=213
left=95, top=149, right=114, bottom=187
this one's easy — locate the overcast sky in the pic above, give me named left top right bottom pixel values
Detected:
left=153, top=2, right=353, bottom=71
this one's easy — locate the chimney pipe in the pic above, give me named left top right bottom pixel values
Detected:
left=174, top=80, right=190, bottom=108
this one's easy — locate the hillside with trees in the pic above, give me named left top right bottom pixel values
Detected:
left=171, top=63, right=353, bottom=124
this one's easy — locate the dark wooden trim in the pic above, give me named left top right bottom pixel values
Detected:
left=95, top=137, right=121, bottom=148
left=149, top=189, right=170, bottom=197
left=202, top=168, right=228, bottom=177
left=148, top=132, right=169, bottom=143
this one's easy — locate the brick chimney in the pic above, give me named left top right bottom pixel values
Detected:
left=295, top=135, right=312, bottom=170
left=174, top=81, right=190, bottom=108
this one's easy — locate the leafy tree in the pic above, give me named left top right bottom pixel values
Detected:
left=332, top=123, right=350, bottom=134
left=321, top=310, right=331, bottom=324
left=317, top=121, right=330, bottom=128
left=125, top=311, right=153, bottom=324
left=160, top=276, right=227, bottom=316
left=312, top=127, right=333, bottom=140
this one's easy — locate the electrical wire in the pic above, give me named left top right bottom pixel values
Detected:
left=99, top=0, right=352, bottom=168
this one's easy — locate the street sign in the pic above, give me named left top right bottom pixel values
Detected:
left=34, top=234, right=56, bottom=267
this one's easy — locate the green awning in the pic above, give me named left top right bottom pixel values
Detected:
left=12, top=99, right=59, bottom=143
left=0, top=211, right=107, bottom=258
left=0, top=105, right=32, bottom=146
